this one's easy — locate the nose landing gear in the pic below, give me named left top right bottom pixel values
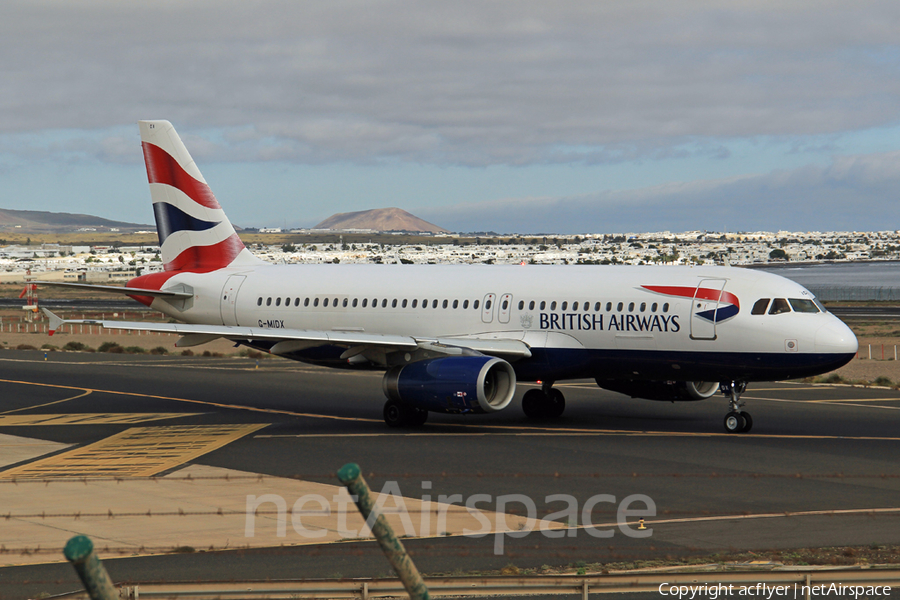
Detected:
left=721, top=381, right=752, bottom=433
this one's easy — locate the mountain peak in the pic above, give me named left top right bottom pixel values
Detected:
left=313, top=208, right=448, bottom=233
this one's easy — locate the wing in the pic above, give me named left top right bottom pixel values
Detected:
left=41, top=309, right=531, bottom=362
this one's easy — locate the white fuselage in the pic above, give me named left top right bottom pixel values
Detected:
left=142, top=263, right=858, bottom=383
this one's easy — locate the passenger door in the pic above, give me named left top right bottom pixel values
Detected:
left=690, top=279, right=726, bottom=340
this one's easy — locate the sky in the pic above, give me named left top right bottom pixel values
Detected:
left=2, top=1, right=900, bottom=234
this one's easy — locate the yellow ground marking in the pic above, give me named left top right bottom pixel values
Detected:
left=0, top=377, right=385, bottom=424
left=0, top=423, right=267, bottom=479
left=0, top=390, right=92, bottom=415
left=807, top=397, right=900, bottom=403
left=0, top=413, right=198, bottom=426
left=752, top=396, right=900, bottom=411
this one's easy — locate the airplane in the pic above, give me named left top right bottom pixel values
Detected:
left=40, top=120, right=859, bottom=433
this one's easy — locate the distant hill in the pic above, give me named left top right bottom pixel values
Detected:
left=314, top=207, right=448, bottom=233
left=0, top=208, right=151, bottom=233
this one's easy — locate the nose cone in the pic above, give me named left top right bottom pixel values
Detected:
left=815, top=318, right=858, bottom=355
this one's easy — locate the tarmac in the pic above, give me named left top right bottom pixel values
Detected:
left=0, top=350, right=897, bottom=598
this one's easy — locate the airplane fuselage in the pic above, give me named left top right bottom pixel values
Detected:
left=136, top=263, right=858, bottom=384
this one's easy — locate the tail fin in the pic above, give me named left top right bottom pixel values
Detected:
left=139, top=120, right=262, bottom=272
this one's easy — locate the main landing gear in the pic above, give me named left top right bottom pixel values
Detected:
left=720, top=381, right=752, bottom=433
left=383, top=399, right=428, bottom=428
left=522, top=382, right=566, bottom=419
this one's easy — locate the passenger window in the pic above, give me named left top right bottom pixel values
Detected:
left=334, top=297, right=338, bottom=306
left=651, top=302, right=658, bottom=312
left=442, top=299, right=448, bottom=309
left=294, top=298, right=300, bottom=307
left=617, top=302, right=623, bottom=312
left=789, top=298, right=819, bottom=313
left=540, top=301, right=546, bottom=310
left=304, top=298, right=310, bottom=307
left=257, top=297, right=262, bottom=306
left=362, top=298, right=368, bottom=308
left=454, top=300, right=459, bottom=309
left=606, top=302, right=612, bottom=311
left=412, top=299, right=418, bottom=308
left=464, top=300, right=469, bottom=309
left=518, top=301, right=524, bottom=310
left=285, top=298, right=290, bottom=306
left=594, top=302, right=600, bottom=311
left=769, top=298, right=791, bottom=315
left=628, top=302, right=635, bottom=312
left=486, top=299, right=492, bottom=310
left=402, top=299, right=408, bottom=308
left=584, top=302, right=590, bottom=311
left=276, top=298, right=282, bottom=307
left=382, top=299, right=388, bottom=308
left=322, top=298, right=327, bottom=307
left=663, top=303, right=669, bottom=312
left=267, top=298, right=272, bottom=306
left=640, top=302, right=646, bottom=312
left=343, top=298, right=349, bottom=308
left=529, top=301, right=535, bottom=310
left=751, top=299, right=770, bottom=315
left=392, top=299, right=398, bottom=308
left=433, top=299, right=438, bottom=308
left=474, top=299, right=480, bottom=310
left=551, top=301, right=557, bottom=310
left=352, top=298, right=358, bottom=308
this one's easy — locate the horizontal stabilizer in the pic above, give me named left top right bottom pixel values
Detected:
left=33, top=281, right=193, bottom=299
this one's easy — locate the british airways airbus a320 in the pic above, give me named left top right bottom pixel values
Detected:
left=42, top=121, right=858, bottom=433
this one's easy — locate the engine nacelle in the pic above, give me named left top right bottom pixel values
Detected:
left=596, top=379, right=719, bottom=402
left=383, top=356, right=516, bottom=414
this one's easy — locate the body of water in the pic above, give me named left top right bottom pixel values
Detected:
left=755, top=262, right=900, bottom=288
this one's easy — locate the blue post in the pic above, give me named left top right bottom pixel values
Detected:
left=63, top=535, right=118, bottom=600
left=337, top=463, right=430, bottom=600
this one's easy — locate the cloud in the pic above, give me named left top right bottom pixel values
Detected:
left=3, top=1, right=900, bottom=166
left=417, top=150, right=900, bottom=233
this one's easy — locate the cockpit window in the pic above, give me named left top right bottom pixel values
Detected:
left=814, top=298, right=827, bottom=313
left=751, top=298, right=770, bottom=315
left=789, top=298, right=819, bottom=313
left=768, top=298, right=791, bottom=315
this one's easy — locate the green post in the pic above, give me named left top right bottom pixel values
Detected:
left=337, top=463, right=430, bottom=600
left=63, top=535, right=118, bottom=600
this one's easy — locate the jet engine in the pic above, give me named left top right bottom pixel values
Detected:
left=383, top=356, right=516, bottom=414
left=596, top=379, right=719, bottom=402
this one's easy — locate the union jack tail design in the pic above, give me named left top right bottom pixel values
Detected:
left=139, top=120, right=262, bottom=272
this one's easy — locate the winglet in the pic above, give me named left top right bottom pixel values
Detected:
left=41, top=308, right=65, bottom=336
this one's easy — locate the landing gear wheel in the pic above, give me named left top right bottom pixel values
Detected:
left=724, top=411, right=745, bottom=433
left=383, top=400, right=405, bottom=428
left=383, top=400, right=428, bottom=428
left=409, top=408, right=428, bottom=427
left=545, top=388, right=566, bottom=418
left=522, top=387, right=566, bottom=419
left=721, top=380, right=752, bottom=434
left=522, top=389, right=545, bottom=419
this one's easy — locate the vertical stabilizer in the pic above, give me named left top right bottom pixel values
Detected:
left=139, top=120, right=261, bottom=272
